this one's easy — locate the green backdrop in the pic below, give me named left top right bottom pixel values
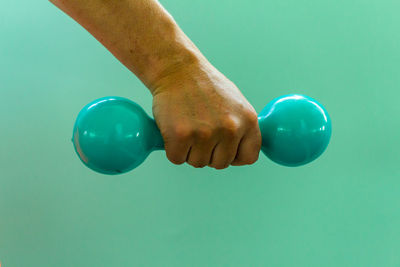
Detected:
left=1, top=0, right=400, bottom=266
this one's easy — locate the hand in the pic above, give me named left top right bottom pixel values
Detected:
left=151, top=60, right=261, bottom=169
left=50, top=0, right=261, bottom=170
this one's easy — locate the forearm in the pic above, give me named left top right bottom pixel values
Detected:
left=50, top=0, right=206, bottom=92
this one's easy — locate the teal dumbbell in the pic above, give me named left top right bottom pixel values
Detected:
left=72, top=94, right=331, bottom=174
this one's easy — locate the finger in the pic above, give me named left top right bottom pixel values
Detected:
left=164, top=139, right=192, bottom=165
left=231, top=132, right=261, bottom=166
left=162, top=126, right=192, bottom=165
left=186, top=128, right=216, bottom=168
left=209, top=137, right=241, bottom=169
left=187, top=140, right=217, bottom=168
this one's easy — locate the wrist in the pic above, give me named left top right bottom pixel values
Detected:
left=148, top=52, right=208, bottom=94
left=138, top=26, right=208, bottom=94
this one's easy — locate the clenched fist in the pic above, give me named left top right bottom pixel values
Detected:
left=151, top=61, right=262, bottom=169
left=50, top=0, right=262, bottom=170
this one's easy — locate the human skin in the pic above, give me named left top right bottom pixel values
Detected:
left=50, top=0, right=261, bottom=169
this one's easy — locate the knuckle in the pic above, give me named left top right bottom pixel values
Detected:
left=246, top=111, right=259, bottom=126
left=194, top=127, right=213, bottom=141
left=220, top=116, right=240, bottom=137
left=172, top=125, right=193, bottom=140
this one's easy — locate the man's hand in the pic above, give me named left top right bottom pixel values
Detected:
left=50, top=0, right=262, bottom=169
left=151, top=60, right=261, bottom=169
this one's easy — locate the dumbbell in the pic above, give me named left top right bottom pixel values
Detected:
left=72, top=94, right=331, bottom=174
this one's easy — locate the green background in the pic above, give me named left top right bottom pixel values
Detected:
left=1, top=0, right=400, bottom=266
